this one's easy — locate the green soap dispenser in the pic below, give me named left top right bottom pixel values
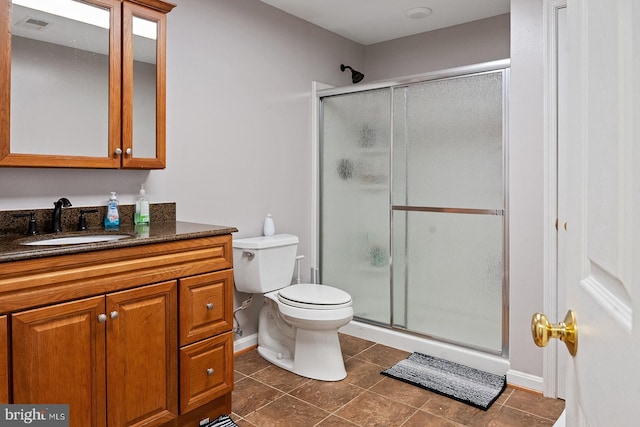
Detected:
left=135, top=184, right=150, bottom=225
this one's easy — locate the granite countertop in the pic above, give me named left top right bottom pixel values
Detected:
left=0, top=221, right=238, bottom=263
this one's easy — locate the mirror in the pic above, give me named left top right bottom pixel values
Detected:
left=132, top=15, right=157, bottom=159
left=10, top=0, right=113, bottom=157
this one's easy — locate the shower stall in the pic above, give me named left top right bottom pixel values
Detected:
left=316, top=60, right=509, bottom=359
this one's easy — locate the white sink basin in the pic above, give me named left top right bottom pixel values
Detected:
left=21, top=234, right=132, bottom=246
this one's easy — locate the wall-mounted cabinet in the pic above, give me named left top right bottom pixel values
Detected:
left=0, top=0, right=175, bottom=169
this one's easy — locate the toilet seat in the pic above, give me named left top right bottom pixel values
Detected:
left=277, top=284, right=352, bottom=310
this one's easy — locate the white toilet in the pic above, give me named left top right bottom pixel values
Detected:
left=233, top=234, right=353, bottom=381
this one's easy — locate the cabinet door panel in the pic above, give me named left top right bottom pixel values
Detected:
left=0, top=315, right=8, bottom=403
left=12, top=296, right=106, bottom=427
left=122, top=1, right=167, bottom=169
left=179, top=270, right=234, bottom=346
left=106, top=280, right=178, bottom=426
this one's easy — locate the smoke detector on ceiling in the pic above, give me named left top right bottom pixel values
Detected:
left=405, top=7, right=433, bottom=19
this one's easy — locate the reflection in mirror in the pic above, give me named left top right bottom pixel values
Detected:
left=132, top=15, right=157, bottom=159
left=11, top=0, right=110, bottom=157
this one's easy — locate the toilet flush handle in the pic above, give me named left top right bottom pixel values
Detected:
left=242, top=251, right=255, bottom=259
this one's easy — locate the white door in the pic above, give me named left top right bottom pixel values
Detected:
left=563, top=0, right=640, bottom=425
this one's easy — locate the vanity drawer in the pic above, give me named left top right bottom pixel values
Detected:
left=179, top=332, right=233, bottom=413
left=179, top=269, right=234, bottom=346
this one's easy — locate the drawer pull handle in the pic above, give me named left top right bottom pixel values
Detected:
left=206, top=368, right=214, bottom=376
left=110, top=311, right=119, bottom=320
left=206, top=302, right=214, bottom=311
left=98, top=314, right=107, bottom=323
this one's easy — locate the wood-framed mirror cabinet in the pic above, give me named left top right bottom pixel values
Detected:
left=0, top=0, right=175, bottom=169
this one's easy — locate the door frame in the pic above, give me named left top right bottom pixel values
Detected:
left=543, top=0, right=568, bottom=399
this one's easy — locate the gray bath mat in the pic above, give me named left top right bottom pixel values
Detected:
left=381, top=352, right=506, bottom=411
left=204, top=415, right=239, bottom=427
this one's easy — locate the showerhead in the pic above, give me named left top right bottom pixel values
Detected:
left=340, top=64, right=364, bottom=84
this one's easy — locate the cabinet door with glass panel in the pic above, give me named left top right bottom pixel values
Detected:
left=0, top=0, right=175, bottom=169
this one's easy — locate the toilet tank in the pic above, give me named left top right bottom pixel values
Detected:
left=233, top=234, right=299, bottom=293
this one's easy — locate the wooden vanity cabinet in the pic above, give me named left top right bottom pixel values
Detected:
left=1, top=234, right=234, bottom=427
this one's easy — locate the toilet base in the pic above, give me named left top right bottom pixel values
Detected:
left=258, top=327, right=347, bottom=381
left=256, top=290, right=352, bottom=381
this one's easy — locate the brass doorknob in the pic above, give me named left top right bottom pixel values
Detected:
left=531, top=310, right=578, bottom=356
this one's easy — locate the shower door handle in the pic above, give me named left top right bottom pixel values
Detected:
left=531, top=310, right=578, bottom=356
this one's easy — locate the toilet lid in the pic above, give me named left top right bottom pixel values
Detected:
left=278, top=284, right=352, bottom=310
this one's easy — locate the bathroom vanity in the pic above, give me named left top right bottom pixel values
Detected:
left=0, top=220, right=237, bottom=427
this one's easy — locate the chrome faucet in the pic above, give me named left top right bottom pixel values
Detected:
left=52, top=197, right=72, bottom=233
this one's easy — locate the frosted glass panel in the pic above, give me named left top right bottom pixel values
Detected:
left=393, top=72, right=504, bottom=209
left=319, top=66, right=507, bottom=356
left=393, top=211, right=503, bottom=352
left=320, top=89, right=391, bottom=324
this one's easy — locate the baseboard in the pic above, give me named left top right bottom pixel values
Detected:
left=340, top=321, right=510, bottom=375
left=234, top=333, right=258, bottom=354
left=553, top=410, right=566, bottom=427
left=506, top=369, right=544, bottom=393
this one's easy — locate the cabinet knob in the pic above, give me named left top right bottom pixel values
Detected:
left=125, top=148, right=132, bottom=155
left=206, top=302, right=214, bottom=311
left=110, top=311, right=119, bottom=320
left=115, top=148, right=122, bottom=155
left=98, top=314, right=107, bottom=323
left=206, top=368, right=214, bottom=376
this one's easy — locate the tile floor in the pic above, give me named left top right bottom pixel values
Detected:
left=231, top=334, right=565, bottom=427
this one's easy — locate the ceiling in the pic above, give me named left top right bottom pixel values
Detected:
left=258, top=0, right=510, bottom=45
left=12, top=4, right=157, bottom=63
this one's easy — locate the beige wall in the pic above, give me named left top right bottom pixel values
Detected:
left=364, top=14, right=510, bottom=82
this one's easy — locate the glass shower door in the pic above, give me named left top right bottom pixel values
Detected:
left=392, top=71, right=506, bottom=353
left=320, top=89, right=391, bottom=324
